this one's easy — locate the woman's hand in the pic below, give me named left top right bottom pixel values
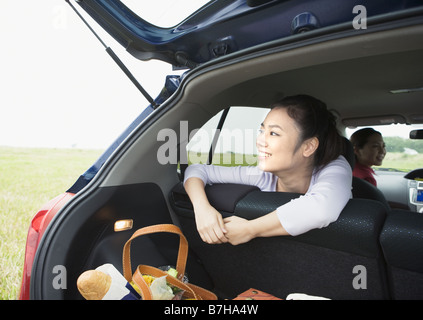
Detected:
left=184, top=177, right=228, bottom=244
left=184, top=176, right=288, bottom=245
left=223, top=216, right=255, bottom=245
left=194, top=204, right=228, bottom=244
left=224, top=212, right=289, bottom=245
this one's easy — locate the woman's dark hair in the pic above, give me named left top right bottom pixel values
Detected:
left=350, top=127, right=382, bottom=149
left=271, top=94, right=344, bottom=169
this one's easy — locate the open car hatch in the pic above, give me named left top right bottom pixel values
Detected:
left=73, top=0, right=422, bottom=68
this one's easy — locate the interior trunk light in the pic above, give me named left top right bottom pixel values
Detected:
left=390, top=87, right=423, bottom=94
left=114, top=219, right=133, bottom=232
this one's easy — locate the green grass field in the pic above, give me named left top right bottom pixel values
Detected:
left=1, top=146, right=421, bottom=300
left=0, top=146, right=103, bottom=300
left=379, top=152, right=423, bottom=172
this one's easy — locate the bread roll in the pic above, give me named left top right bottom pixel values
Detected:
left=77, top=270, right=112, bottom=300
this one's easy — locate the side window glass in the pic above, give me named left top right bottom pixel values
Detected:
left=186, top=107, right=269, bottom=167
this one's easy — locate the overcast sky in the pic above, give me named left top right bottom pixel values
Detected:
left=0, top=0, right=207, bottom=149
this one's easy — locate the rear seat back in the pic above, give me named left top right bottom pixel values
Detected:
left=172, top=185, right=390, bottom=299
left=352, top=176, right=391, bottom=211
left=380, top=210, right=423, bottom=300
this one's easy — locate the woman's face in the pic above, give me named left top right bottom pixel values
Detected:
left=354, top=133, right=386, bottom=167
left=256, top=107, right=314, bottom=174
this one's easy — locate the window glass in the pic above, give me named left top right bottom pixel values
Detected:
left=119, top=0, right=211, bottom=28
left=187, top=107, right=270, bottom=166
left=346, top=123, right=423, bottom=173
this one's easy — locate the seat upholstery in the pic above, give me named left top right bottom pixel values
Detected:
left=352, top=176, right=391, bottom=211
left=380, top=210, right=423, bottom=300
left=342, top=136, right=355, bottom=170
left=172, top=187, right=390, bottom=299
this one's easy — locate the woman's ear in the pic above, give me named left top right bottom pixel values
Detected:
left=353, top=145, right=360, bottom=157
left=302, top=137, right=319, bottom=158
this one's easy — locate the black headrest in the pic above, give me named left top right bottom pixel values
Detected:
left=342, top=137, right=355, bottom=170
left=352, top=177, right=390, bottom=211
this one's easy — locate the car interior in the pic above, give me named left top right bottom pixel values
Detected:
left=31, top=12, right=423, bottom=299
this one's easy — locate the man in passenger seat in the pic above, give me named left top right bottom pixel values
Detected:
left=184, top=94, right=352, bottom=245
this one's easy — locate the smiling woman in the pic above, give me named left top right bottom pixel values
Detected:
left=346, top=124, right=423, bottom=172
left=183, top=95, right=352, bottom=245
left=350, top=128, right=386, bottom=186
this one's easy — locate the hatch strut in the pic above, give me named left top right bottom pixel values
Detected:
left=65, top=0, right=159, bottom=109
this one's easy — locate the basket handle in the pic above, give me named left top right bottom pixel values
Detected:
left=122, top=224, right=188, bottom=282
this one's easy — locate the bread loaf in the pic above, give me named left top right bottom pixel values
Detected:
left=77, top=270, right=112, bottom=300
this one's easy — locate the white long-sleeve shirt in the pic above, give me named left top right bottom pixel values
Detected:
left=183, top=156, right=352, bottom=236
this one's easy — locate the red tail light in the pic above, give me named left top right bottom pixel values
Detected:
left=18, top=193, right=75, bottom=300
